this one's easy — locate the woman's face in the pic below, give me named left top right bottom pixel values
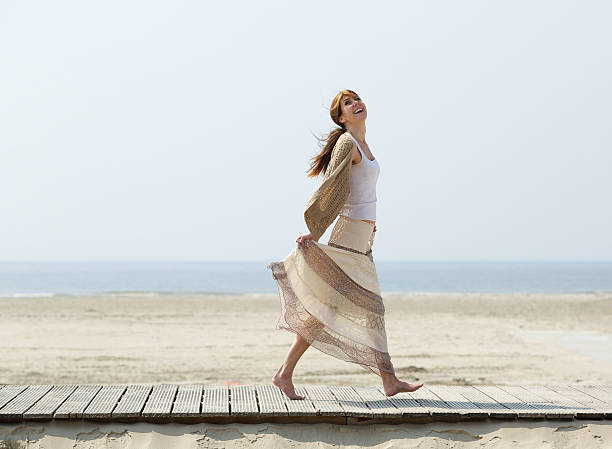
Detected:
left=339, top=94, right=367, bottom=127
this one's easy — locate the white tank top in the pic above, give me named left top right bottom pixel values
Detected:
left=339, top=132, right=380, bottom=221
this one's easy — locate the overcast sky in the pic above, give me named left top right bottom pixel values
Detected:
left=1, top=0, right=610, bottom=261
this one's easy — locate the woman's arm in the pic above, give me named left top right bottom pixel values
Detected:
left=303, top=134, right=354, bottom=241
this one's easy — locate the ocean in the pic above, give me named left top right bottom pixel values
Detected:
left=0, top=260, right=611, bottom=297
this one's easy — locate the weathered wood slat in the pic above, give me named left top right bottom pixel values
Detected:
left=82, top=385, right=126, bottom=419
left=475, top=386, right=544, bottom=418
left=0, top=385, right=29, bottom=410
left=112, top=385, right=152, bottom=419
left=427, top=386, right=488, bottom=418
left=594, top=384, right=612, bottom=394
left=283, top=386, right=318, bottom=416
left=570, top=385, right=612, bottom=407
left=328, top=385, right=372, bottom=418
left=522, top=385, right=602, bottom=419
left=202, top=385, right=229, bottom=416
left=0, top=385, right=53, bottom=421
left=172, top=385, right=202, bottom=417
left=256, top=384, right=288, bottom=417
left=375, top=387, right=430, bottom=417
left=546, top=384, right=612, bottom=417
left=409, top=386, right=455, bottom=416
left=230, top=385, right=258, bottom=416
left=142, top=384, right=177, bottom=418
left=352, top=386, right=402, bottom=418
left=449, top=386, right=516, bottom=418
left=54, top=385, right=102, bottom=418
left=23, top=385, right=77, bottom=419
left=303, top=385, right=345, bottom=416
left=498, top=386, right=574, bottom=418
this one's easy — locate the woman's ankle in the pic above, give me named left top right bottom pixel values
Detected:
left=380, top=372, right=397, bottom=385
left=275, top=365, right=294, bottom=379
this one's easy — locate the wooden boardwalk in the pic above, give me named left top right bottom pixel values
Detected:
left=1, top=384, right=611, bottom=424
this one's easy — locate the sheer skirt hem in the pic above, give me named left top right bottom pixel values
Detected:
left=268, top=260, right=395, bottom=377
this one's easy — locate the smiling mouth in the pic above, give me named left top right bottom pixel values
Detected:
left=355, top=108, right=363, bottom=114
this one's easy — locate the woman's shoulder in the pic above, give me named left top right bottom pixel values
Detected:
left=334, top=132, right=355, bottom=153
left=324, top=132, right=355, bottom=173
left=338, top=131, right=353, bottom=143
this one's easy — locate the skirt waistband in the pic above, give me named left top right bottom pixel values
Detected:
left=328, top=215, right=376, bottom=256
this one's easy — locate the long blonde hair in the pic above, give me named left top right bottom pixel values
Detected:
left=306, top=89, right=359, bottom=178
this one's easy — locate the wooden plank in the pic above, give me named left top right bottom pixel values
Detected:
left=409, top=386, right=456, bottom=416
left=303, top=385, right=345, bottom=416
left=593, top=384, right=612, bottom=395
left=256, top=384, right=288, bottom=417
left=522, top=385, right=602, bottom=419
left=0, top=385, right=53, bottom=421
left=4, top=383, right=612, bottom=423
left=498, top=385, right=574, bottom=418
left=82, top=385, right=126, bottom=419
left=54, top=385, right=102, bottom=418
left=375, top=387, right=430, bottom=417
left=112, top=385, right=152, bottom=419
left=202, top=385, right=229, bottom=416
left=570, top=385, right=612, bottom=407
left=546, top=384, right=612, bottom=417
left=142, top=384, right=177, bottom=418
left=23, top=385, right=78, bottom=419
left=352, top=386, right=402, bottom=418
left=427, top=386, right=488, bottom=418
left=448, top=386, right=516, bottom=418
left=474, top=386, right=543, bottom=418
left=230, top=385, right=258, bottom=416
left=283, top=386, right=317, bottom=416
left=172, top=385, right=202, bottom=417
left=0, top=385, right=28, bottom=410
left=328, top=385, right=372, bottom=418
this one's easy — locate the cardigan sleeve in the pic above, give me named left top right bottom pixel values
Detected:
left=303, top=133, right=354, bottom=241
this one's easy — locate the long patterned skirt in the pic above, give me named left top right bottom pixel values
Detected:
left=267, top=215, right=395, bottom=376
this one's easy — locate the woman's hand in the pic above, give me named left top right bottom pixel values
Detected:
left=296, top=232, right=314, bottom=247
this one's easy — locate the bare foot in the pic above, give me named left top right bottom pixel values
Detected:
left=383, top=380, right=424, bottom=397
left=272, top=368, right=304, bottom=400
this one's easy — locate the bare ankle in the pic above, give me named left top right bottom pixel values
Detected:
left=275, top=366, right=293, bottom=380
left=380, top=372, right=397, bottom=384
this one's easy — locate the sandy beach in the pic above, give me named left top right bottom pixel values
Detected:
left=2, top=292, right=612, bottom=386
left=2, top=420, right=612, bottom=448
left=1, top=291, right=611, bottom=447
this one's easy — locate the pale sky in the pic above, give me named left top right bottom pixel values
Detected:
left=1, top=0, right=610, bottom=261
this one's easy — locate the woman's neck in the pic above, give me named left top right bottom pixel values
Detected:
left=346, top=124, right=366, bottom=143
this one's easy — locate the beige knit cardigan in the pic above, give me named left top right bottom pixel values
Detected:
left=303, top=132, right=354, bottom=241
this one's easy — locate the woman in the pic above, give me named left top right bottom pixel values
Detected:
left=267, top=89, right=424, bottom=399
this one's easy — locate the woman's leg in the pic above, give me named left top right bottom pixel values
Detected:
left=272, top=332, right=311, bottom=399
left=368, top=227, right=423, bottom=396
